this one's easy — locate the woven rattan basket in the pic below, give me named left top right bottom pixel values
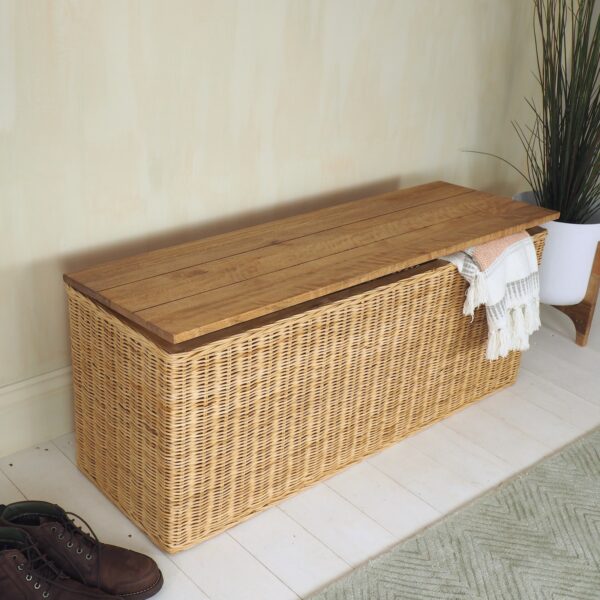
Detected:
left=66, top=229, right=546, bottom=553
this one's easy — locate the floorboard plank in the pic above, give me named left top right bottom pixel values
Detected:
left=397, top=421, right=514, bottom=487
left=53, top=432, right=77, bottom=464
left=173, top=532, right=298, bottom=600
left=368, top=441, right=486, bottom=513
left=0, top=468, right=26, bottom=504
left=229, top=507, right=350, bottom=598
left=521, top=340, right=600, bottom=404
left=539, top=304, right=600, bottom=354
left=325, top=462, right=441, bottom=540
left=442, top=405, right=550, bottom=470
left=478, top=389, right=583, bottom=448
left=280, top=483, right=395, bottom=566
left=532, top=325, right=600, bottom=370
left=516, top=368, right=600, bottom=432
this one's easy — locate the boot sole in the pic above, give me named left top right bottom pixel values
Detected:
left=120, top=572, right=164, bottom=600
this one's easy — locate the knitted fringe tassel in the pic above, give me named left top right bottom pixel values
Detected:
left=486, top=298, right=541, bottom=360
left=523, top=298, right=541, bottom=332
left=464, top=272, right=487, bottom=317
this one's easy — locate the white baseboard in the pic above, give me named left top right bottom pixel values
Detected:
left=0, top=367, right=74, bottom=458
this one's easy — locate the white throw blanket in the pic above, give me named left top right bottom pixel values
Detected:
left=443, top=232, right=541, bottom=360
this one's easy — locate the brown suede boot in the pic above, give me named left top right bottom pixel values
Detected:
left=1, top=502, right=162, bottom=600
left=0, top=527, right=118, bottom=599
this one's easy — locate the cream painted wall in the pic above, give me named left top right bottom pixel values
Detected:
left=0, top=0, right=538, bottom=455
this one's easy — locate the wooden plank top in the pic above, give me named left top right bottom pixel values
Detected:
left=64, top=181, right=559, bottom=344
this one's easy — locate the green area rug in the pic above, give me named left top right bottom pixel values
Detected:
left=312, top=428, right=600, bottom=599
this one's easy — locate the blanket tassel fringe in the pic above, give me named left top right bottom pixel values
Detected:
left=486, top=299, right=541, bottom=360
left=464, top=272, right=487, bottom=317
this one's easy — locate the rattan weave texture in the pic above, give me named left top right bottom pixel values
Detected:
left=66, top=231, right=546, bottom=553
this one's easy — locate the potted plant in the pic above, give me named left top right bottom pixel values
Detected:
left=495, top=0, right=600, bottom=305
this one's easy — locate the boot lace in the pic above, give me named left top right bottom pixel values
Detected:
left=12, top=541, right=73, bottom=598
left=49, top=511, right=103, bottom=588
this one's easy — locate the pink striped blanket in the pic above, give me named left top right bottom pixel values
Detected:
left=443, top=232, right=541, bottom=360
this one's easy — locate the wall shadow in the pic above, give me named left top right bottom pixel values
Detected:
left=60, top=176, right=402, bottom=274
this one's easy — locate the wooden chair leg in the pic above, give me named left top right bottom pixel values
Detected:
left=553, top=242, right=600, bottom=346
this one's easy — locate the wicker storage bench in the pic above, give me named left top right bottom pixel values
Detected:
left=64, top=181, right=557, bottom=553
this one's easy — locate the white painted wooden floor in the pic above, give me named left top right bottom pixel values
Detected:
left=1, top=305, right=599, bottom=600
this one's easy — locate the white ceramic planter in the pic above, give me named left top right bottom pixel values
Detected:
left=514, top=191, right=600, bottom=305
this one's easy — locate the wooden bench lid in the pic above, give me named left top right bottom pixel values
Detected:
left=64, top=181, right=558, bottom=344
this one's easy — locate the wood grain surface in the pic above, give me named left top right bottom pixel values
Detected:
left=65, top=181, right=559, bottom=343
